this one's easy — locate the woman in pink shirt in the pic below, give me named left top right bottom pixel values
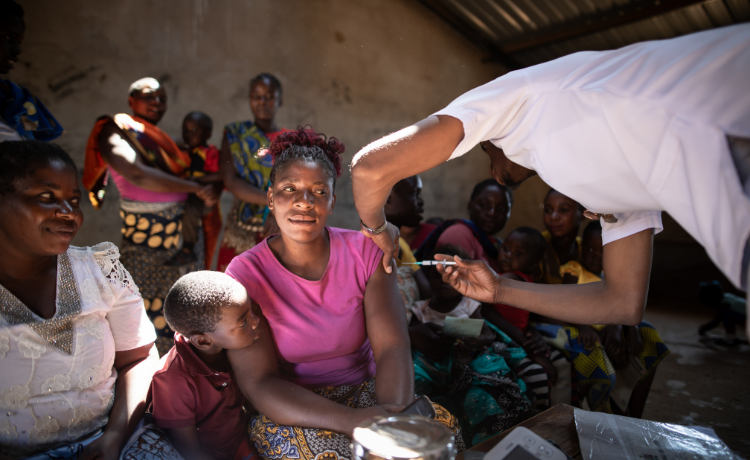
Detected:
left=226, top=128, right=463, bottom=459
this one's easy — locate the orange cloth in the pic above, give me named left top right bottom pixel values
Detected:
left=83, top=113, right=191, bottom=209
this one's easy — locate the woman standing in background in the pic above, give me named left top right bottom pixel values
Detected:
left=218, top=73, right=289, bottom=271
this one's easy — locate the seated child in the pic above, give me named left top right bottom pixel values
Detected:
left=480, top=227, right=571, bottom=409
left=409, top=244, right=533, bottom=446
left=166, top=112, right=223, bottom=268
left=533, top=221, right=670, bottom=417
left=150, top=271, right=260, bottom=460
left=698, top=280, right=747, bottom=346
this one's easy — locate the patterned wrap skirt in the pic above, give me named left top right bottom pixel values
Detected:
left=21, top=425, right=182, bottom=460
left=249, top=378, right=465, bottom=460
left=118, top=200, right=203, bottom=356
left=534, top=321, right=670, bottom=413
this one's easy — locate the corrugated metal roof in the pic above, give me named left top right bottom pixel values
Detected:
left=419, top=0, right=750, bottom=68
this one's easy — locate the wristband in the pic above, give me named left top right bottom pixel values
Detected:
left=360, top=219, right=388, bottom=235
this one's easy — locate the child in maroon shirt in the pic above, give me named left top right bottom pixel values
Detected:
left=150, top=271, right=261, bottom=460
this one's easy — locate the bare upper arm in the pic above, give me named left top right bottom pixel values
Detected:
left=601, top=228, right=654, bottom=324
left=219, top=132, right=235, bottom=183
left=364, top=258, right=410, bottom=358
left=113, top=342, right=156, bottom=371
left=351, top=115, right=465, bottom=187
left=97, top=122, right=142, bottom=176
left=227, top=304, right=282, bottom=402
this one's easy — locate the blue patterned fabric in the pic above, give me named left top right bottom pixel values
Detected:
left=0, top=79, right=63, bottom=141
left=413, top=322, right=531, bottom=446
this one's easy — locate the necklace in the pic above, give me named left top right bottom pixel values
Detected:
left=0, top=252, right=82, bottom=355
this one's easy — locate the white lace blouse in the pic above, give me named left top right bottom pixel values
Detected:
left=0, top=242, right=156, bottom=456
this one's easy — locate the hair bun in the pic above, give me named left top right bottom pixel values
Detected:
left=267, top=126, right=344, bottom=178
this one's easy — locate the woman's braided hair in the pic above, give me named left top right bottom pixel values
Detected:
left=267, top=126, right=344, bottom=190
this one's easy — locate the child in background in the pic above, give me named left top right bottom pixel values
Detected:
left=165, top=112, right=223, bottom=268
left=150, top=271, right=260, bottom=460
left=559, top=220, right=603, bottom=284
left=409, top=244, right=532, bottom=446
left=698, top=280, right=747, bottom=346
left=480, top=227, right=571, bottom=409
left=534, top=221, right=670, bottom=417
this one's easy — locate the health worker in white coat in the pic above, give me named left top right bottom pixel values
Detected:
left=350, top=24, right=750, bottom=337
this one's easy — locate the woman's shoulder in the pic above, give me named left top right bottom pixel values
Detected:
left=224, top=120, right=253, bottom=133
left=329, top=227, right=379, bottom=250
left=436, top=222, right=479, bottom=252
left=68, top=242, right=141, bottom=297
left=68, top=241, right=120, bottom=262
left=225, top=240, right=271, bottom=278
left=438, top=221, right=473, bottom=239
left=328, top=227, right=383, bottom=266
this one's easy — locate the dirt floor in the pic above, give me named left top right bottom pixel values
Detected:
left=641, top=297, right=750, bottom=458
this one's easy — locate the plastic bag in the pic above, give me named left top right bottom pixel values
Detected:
left=574, top=408, right=738, bottom=460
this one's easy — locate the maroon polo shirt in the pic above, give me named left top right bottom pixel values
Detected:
left=149, top=333, right=248, bottom=460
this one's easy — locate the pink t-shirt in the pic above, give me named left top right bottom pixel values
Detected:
left=226, top=227, right=382, bottom=389
left=110, top=168, right=188, bottom=203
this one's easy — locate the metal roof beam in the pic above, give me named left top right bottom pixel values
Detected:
left=500, top=0, right=709, bottom=54
left=417, top=0, right=521, bottom=69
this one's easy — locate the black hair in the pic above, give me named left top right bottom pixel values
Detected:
left=268, top=127, right=344, bottom=190
left=0, top=0, right=23, bottom=21
left=0, top=140, right=77, bottom=195
left=164, top=271, right=246, bottom=336
left=184, top=111, right=213, bottom=132
left=545, top=188, right=585, bottom=210
left=250, top=72, right=282, bottom=97
left=698, top=280, right=724, bottom=308
left=470, top=178, right=514, bottom=207
left=583, top=220, right=602, bottom=239
left=508, top=226, right=546, bottom=265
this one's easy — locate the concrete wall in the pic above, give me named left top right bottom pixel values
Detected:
left=13, top=0, right=514, bottom=247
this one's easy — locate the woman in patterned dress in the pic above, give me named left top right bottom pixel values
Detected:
left=83, top=77, right=219, bottom=355
left=0, top=141, right=181, bottom=459
left=217, top=73, right=289, bottom=271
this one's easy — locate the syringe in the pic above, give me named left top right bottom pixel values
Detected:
left=403, top=260, right=458, bottom=266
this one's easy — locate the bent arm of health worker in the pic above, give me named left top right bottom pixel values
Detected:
left=228, top=260, right=412, bottom=436
left=350, top=109, right=656, bottom=326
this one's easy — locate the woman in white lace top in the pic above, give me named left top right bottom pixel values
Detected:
left=0, top=141, right=181, bottom=459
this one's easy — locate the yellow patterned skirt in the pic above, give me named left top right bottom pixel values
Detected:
left=250, top=378, right=465, bottom=460
left=118, top=200, right=203, bottom=356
